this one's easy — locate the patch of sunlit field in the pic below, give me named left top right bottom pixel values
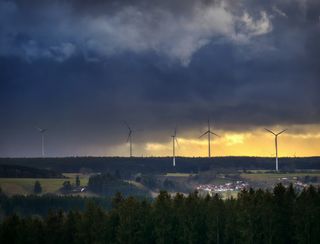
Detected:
left=220, top=191, right=239, bottom=199
left=0, top=174, right=90, bottom=196
left=200, top=190, right=239, bottom=200
left=125, top=180, right=152, bottom=190
left=244, top=170, right=270, bottom=173
left=241, top=172, right=320, bottom=182
left=210, top=177, right=232, bottom=185
left=0, top=178, right=67, bottom=196
left=165, top=173, right=194, bottom=177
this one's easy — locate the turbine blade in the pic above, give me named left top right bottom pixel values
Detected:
left=276, top=129, right=287, bottom=136
left=265, top=128, right=276, bottom=136
left=175, top=138, right=179, bottom=148
left=124, top=121, right=131, bottom=131
left=126, top=132, right=131, bottom=142
left=210, top=132, right=220, bottom=137
left=199, top=131, right=209, bottom=138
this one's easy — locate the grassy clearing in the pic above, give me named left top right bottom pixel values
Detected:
left=165, top=173, right=194, bottom=177
left=220, top=191, right=239, bottom=199
left=0, top=174, right=90, bottom=196
left=0, top=178, right=67, bottom=196
left=126, top=180, right=145, bottom=188
left=244, top=170, right=270, bottom=173
left=208, top=177, right=231, bottom=185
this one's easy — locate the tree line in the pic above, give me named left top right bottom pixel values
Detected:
left=0, top=191, right=112, bottom=217
left=87, top=173, right=149, bottom=197
left=0, top=164, right=63, bottom=178
left=1, top=184, right=320, bottom=244
left=1, top=157, right=320, bottom=175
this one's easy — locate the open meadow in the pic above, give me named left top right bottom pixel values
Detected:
left=0, top=173, right=90, bottom=196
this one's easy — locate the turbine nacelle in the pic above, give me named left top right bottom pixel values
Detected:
left=199, top=131, right=220, bottom=138
left=199, top=119, right=220, bottom=158
left=265, top=128, right=287, bottom=137
left=37, top=127, right=47, bottom=133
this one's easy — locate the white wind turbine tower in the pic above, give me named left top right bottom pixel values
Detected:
left=125, top=122, right=134, bottom=157
left=265, top=128, right=287, bottom=172
left=199, top=119, right=220, bottom=158
left=171, top=127, right=179, bottom=167
left=37, top=127, right=47, bottom=157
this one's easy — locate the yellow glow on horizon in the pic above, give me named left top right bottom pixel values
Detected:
left=103, top=124, right=320, bottom=157
left=223, top=133, right=248, bottom=146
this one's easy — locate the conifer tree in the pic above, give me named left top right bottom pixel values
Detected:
left=34, top=181, right=42, bottom=194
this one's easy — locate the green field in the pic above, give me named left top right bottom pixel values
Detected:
left=165, top=173, right=194, bottom=177
left=220, top=191, right=239, bottom=199
left=0, top=174, right=90, bottom=196
left=241, top=172, right=320, bottom=182
left=210, top=177, right=232, bottom=185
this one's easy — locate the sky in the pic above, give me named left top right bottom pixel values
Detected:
left=0, top=0, right=320, bottom=157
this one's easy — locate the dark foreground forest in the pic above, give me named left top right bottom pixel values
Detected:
left=1, top=184, right=320, bottom=244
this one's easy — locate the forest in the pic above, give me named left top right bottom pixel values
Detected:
left=0, top=164, right=64, bottom=178
left=1, top=156, right=320, bottom=175
left=0, top=192, right=112, bottom=217
left=87, top=173, right=149, bottom=197
left=0, top=184, right=319, bottom=244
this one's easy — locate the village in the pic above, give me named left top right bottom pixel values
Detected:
left=195, top=177, right=312, bottom=197
left=196, top=181, right=250, bottom=196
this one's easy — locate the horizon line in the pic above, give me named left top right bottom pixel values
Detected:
left=1, top=155, right=320, bottom=159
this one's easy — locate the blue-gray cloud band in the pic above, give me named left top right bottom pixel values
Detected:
left=0, top=0, right=319, bottom=156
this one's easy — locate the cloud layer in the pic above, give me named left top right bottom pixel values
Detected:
left=0, top=0, right=320, bottom=156
left=0, top=0, right=276, bottom=64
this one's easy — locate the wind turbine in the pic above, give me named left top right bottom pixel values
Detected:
left=124, top=122, right=133, bottom=157
left=171, top=127, right=179, bottom=167
left=36, top=127, right=47, bottom=157
left=265, top=128, right=287, bottom=172
left=199, top=119, right=220, bottom=158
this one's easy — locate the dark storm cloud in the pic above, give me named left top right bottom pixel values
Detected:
left=0, top=0, right=320, bottom=156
